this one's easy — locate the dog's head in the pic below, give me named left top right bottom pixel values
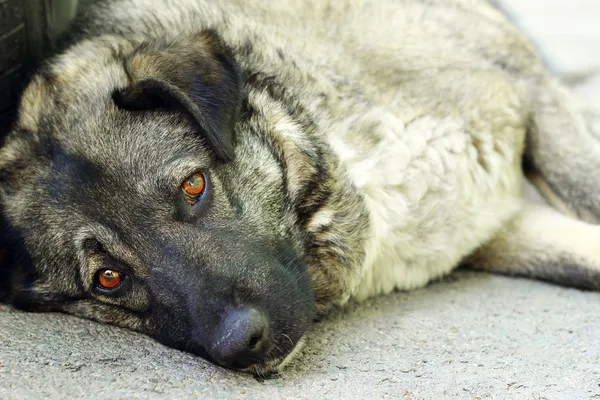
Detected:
left=0, top=31, right=315, bottom=373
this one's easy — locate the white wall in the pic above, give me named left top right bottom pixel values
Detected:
left=499, top=0, right=600, bottom=74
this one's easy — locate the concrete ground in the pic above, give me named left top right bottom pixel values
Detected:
left=1, top=1, right=600, bottom=399
left=1, top=271, right=600, bottom=399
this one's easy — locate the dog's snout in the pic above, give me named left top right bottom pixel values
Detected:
left=210, top=308, right=270, bottom=369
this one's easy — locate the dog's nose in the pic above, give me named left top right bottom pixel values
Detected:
left=210, top=308, right=270, bottom=368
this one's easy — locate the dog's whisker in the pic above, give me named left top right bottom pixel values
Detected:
left=281, top=333, right=294, bottom=347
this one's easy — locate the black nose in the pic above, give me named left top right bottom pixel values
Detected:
left=209, top=308, right=270, bottom=369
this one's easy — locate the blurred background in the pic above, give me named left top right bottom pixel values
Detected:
left=0, top=0, right=599, bottom=134
left=501, top=0, right=600, bottom=74
left=0, top=0, right=80, bottom=133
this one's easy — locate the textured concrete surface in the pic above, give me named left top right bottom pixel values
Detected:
left=1, top=272, right=600, bottom=399
left=2, top=1, right=600, bottom=399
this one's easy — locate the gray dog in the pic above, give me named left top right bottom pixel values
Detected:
left=1, top=0, right=600, bottom=375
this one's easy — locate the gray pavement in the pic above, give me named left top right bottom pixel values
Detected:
left=1, top=271, right=599, bottom=399
left=1, top=1, right=600, bottom=399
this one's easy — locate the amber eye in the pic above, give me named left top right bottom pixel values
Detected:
left=97, top=269, right=123, bottom=289
left=181, top=172, right=206, bottom=204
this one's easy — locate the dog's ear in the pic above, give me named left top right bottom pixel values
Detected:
left=0, top=73, right=51, bottom=187
left=113, top=30, right=243, bottom=162
left=0, top=245, right=8, bottom=302
left=0, top=216, right=15, bottom=303
left=0, top=212, right=32, bottom=305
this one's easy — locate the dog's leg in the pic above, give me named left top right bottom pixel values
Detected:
left=466, top=202, right=600, bottom=290
left=524, top=77, right=600, bottom=224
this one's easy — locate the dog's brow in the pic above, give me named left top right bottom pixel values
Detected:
left=163, top=157, right=206, bottom=188
left=128, top=158, right=205, bottom=195
left=74, top=225, right=124, bottom=254
left=74, top=225, right=139, bottom=265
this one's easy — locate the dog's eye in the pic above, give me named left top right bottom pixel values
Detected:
left=181, top=172, right=206, bottom=204
left=96, top=269, right=123, bottom=289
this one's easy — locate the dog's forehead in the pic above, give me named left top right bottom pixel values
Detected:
left=35, top=124, right=208, bottom=237
left=34, top=48, right=214, bottom=175
left=5, top=63, right=215, bottom=228
left=47, top=111, right=213, bottom=197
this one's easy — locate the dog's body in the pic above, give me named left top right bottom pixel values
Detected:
left=2, top=0, right=600, bottom=373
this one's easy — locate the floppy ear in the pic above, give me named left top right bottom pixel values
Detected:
left=0, top=138, right=31, bottom=303
left=0, top=238, right=8, bottom=302
left=113, top=30, right=243, bottom=162
left=0, top=216, right=16, bottom=303
left=0, top=207, right=34, bottom=305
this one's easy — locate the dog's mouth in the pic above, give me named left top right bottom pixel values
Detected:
left=239, top=336, right=306, bottom=376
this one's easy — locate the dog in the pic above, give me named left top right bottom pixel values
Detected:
left=1, top=0, right=600, bottom=375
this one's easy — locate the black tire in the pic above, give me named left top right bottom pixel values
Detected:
left=0, top=0, right=79, bottom=134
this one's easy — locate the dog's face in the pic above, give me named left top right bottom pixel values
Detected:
left=0, top=32, right=315, bottom=373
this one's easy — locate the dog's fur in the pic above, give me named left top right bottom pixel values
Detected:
left=2, top=0, right=600, bottom=374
